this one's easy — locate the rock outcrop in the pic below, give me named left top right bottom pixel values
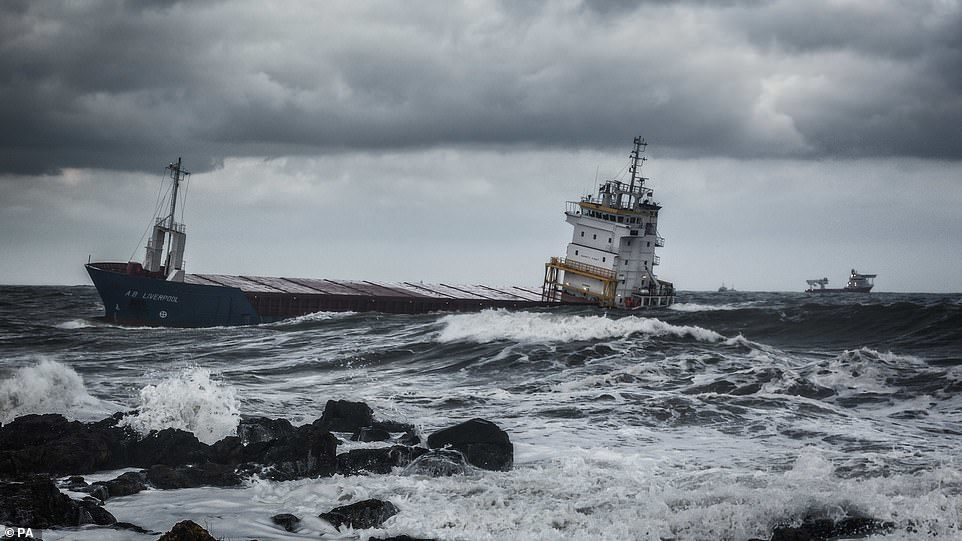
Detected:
left=427, top=418, right=513, bottom=471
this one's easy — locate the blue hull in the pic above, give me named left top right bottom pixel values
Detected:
left=86, top=264, right=260, bottom=327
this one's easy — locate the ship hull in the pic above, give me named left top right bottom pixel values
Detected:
left=805, top=287, right=873, bottom=293
left=86, top=264, right=261, bottom=327
left=86, top=263, right=550, bottom=327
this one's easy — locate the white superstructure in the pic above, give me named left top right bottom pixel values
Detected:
left=543, top=137, right=675, bottom=308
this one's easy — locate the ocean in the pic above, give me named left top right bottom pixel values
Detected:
left=1, top=286, right=961, bottom=540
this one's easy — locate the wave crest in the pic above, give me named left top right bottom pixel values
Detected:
left=0, top=359, right=117, bottom=423
left=436, top=309, right=724, bottom=344
left=119, top=367, right=240, bottom=445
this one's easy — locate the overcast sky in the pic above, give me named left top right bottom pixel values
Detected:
left=2, top=0, right=961, bottom=292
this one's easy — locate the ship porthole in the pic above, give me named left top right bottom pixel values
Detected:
left=159, top=310, right=168, bottom=319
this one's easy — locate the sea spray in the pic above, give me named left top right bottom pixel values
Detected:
left=120, top=367, right=240, bottom=444
left=0, top=359, right=116, bottom=423
left=436, top=309, right=724, bottom=344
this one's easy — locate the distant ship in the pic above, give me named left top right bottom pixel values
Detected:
left=86, top=138, right=675, bottom=326
left=805, top=269, right=877, bottom=293
left=718, top=283, right=735, bottom=292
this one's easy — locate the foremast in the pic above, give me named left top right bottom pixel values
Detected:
left=143, top=158, right=190, bottom=281
left=542, top=137, right=675, bottom=308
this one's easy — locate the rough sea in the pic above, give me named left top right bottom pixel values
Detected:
left=1, top=286, right=961, bottom=540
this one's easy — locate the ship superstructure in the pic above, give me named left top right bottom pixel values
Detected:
left=542, top=137, right=675, bottom=308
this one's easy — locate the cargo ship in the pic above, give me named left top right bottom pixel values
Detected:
left=805, top=269, right=877, bottom=293
left=86, top=138, right=674, bottom=326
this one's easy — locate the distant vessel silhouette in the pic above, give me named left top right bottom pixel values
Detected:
left=805, top=269, right=876, bottom=293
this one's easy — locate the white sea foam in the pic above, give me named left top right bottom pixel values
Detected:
left=669, top=302, right=743, bottom=312
left=55, top=319, right=96, bottom=329
left=119, top=367, right=240, bottom=444
left=0, top=359, right=118, bottom=423
left=436, top=309, right=724, bottom=344
left=273, top=311, right=356, bottom=326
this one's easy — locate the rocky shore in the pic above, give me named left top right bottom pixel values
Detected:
left=0, top=399, right=893, bottom=540
left=0, top=399, right=507, bottom=539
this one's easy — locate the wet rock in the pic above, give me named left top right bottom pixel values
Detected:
left=245, top=424, right=338, bottom=481
left=351, top=426, right=392, bottom=442
left=372, top=420, right=416, bottom=433
left=337, top=446, right=427, bottom=475
left=319, top=498, right=399, bottom=531
left=427, top=418, right=513, bottom=471
left=156, top=519, right=217, bottom=541
left=770, top=516, right=895, bottom=541
left=62, top=475, right=88, bottom=490
left=0, top=413, right=343, bottom=483
left=0, top=414, right=126, bottom=477
left=0, top=414, right=212, bottom=478
left=271, top=513, right=301, bottom=532
left=367, top=535, right=438, bottom=541
left=0, top=478, right=116, bottom=528
left=401, top=449, right=468, bottom=477
left=314, top=400, right=374, bottom=432
left=110, top=521, right=158, bottom=534
left=79, top=483, right=109, bottom=501
left=146, top=463, right=241, bottom=489
left=397, top=430, right=420, bottom=446
left=93, top=471, right=148, bottom=499
left=127, top=428, right=212, bottom=468
left=238, top=417, right=295, bottom=444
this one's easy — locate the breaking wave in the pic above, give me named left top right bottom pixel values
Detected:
left=0, top=359, right=118, bottom=423
left=119, top=367, right=240, bottom=445
left=435, top=309, right=724, bottom=344
left=668, top=302, right=749, bottom=312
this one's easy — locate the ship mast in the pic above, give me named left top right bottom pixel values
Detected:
left=627, top=136, right=647, bottom=208
left=143, top=158, right=190, bottom=279
left=166, top=157, right=188, bottom=228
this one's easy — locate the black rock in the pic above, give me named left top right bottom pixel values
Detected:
left=319, top=498, right=399, bottom=531
left=367, top=535, right=438, bottom=541
left=271, top=513, right=301, bottom=532
left=0, top=478, right=116, bottom=528
left=315, top=400, right=375, bottom=432
left=372, top=420, right=416, bottom=433
left=238, top=417, right=295, bottom=444
left=337, top=446, right=427, bottom=475
left=94, top=471, right=148, bottom=499
left=397, top=430, right=421, bottom=446
left=157, top=519, right=217, bottom=541
left=351, top=426, right=392, bottom=442
left=402, top=449, right=468, bottom=477
left=127, top=428, right=212, bottom=468
left=771, top=516, right=895, bottom=541
left=62, top=475, right=88, bottom=489
left=110, top=521, right=158, bottom=534
left=426, top=418, right=513, bottom=471
left=145, top=463, right=242, bottom=489
left=0, top=414, right=213, bottom=478
left=246, top=424, right=338, bottom=481
left=80, top=483, right=109, bottom=501
left=0, top=414, right=127, bottom=477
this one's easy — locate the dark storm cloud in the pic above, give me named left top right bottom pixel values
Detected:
left=2, top=0, right=960, bottom=175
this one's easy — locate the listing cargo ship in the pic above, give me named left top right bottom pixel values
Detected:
left=86, top=138, right=674, bottom=326
left=805, top=269, right=877, bottom=293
